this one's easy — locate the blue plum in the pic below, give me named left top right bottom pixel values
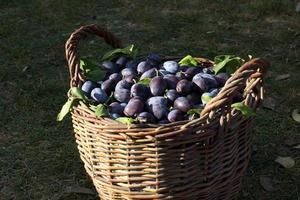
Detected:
left=174, top=97, right=191, bottom=112
left=120, top=102, right=127, bottom=110
left=110, top=113, right=121, bottom=119
left=158, top=119, right=170, bottom=124
left=150, top=76, right=166, bottom=96
left=124, top=97, right=145, bottom=117
left=179, top=65, right=189, bottom=72
left=125, top=59, right=138, bottom=70
left=202, top=67, right=214, bottom=74
left=175, top=71, right=185, bottom=80
left=114, top=89, right=131, bottom=103
left=108, top=102, right=124, bottom=115
left=193, top=104, right=205, bottom=109
left=101, top=61, right=120, bottom=73
left=176, top=79, right=193, bottom=95
left=209, top=88, right=220, bottom=97
left=124, top=74, right=136, bottom=84
left=81, top=80, right=97, bottom=96
left=163, top=61, right=179, bottom=74
left=186, top=93, right=202, bottom=105
left=184, top=67, right=202, bottom=80
left=140, top=68, right=157, bottom=80
left=115, top=80, right=132, bottom=90
left=131, top=83, right=150, bottom=99
left=137, top=112, right=156, bottom=123
left=168, top=109, right=184, bottom=122
left=137, top=61, right=152, bottom=74
left=215, top=72, right=229, bottom=86
left=109, top=73, right=122, bottom=82
left=146, top=96, right=169, bottom=120
left=121, top=68, right=136, bottom=77
left=147, top=53, right=161, bottom=66
left=165, top=89, right=179, bottom=103
left=91, top=88, right=108, bottom=103
left=199, top=73, right=219, bottom=88
left=159, top=69, right=171, bottom=76
left=115, top=56, right=128, bottom=67
left=101, top=79, right=117, bottom=93
left=147, top=96, right=168, bottom=107
left=163, top=74, right=179, bottom=89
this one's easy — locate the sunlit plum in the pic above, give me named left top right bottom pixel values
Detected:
left=167, top=109, right=184, bottom=122
left=101, top=61, right=120, bottom=73
left=81, top=80, right=97, bottom=96
left=150, top=76, right=166, bottom=96
left=124, top=97, right=144, bottom=117
left=163, top=74, right=179, bottom=89
left=137, top=112, right=156, bottom=123
left=176, top=79, right=193, bottom=95
left=174, top=97, right=191, bottom=112
left=137, top=61, right=152, bottom=74
left=115, top=56, right=128, bottom=67
left=163, top=61, right=179, bottom=74
left=91, top=88, right=108, bottom=103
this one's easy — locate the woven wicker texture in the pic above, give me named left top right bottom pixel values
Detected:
left=65, top=24, right=269, bottom=200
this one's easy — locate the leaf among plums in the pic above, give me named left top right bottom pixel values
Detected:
left=68, top=87, right=87, bottom=101
left=94, top=104, right=108, bottom=117
left=57, top=87, right=88, bottom=121
left=187, top=108, right=202, bottom=116
left=201, top=93, right=212, bottom=104
left=213, top=55, right=244, bottom=75
left=178, top=55, right=198, bottom=67
left=138, top=78, right=151, bottom=86
left=231, top=102, right=255, bottom=117
left=115, top=117, right=135, bottom=125
left=80, top=58, right=106, bottom=82
left=101, top=44, right=138, bottom=61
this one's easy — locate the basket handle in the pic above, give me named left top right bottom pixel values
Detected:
left=201, top=58, right=270, bottom=116
left=65, top=24, right=123, bottom=87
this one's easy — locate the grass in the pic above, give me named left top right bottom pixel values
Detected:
left=0, top=0, right=299, bottom=199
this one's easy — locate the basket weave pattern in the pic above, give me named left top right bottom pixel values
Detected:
left=65, top=24, right=269, bottom=200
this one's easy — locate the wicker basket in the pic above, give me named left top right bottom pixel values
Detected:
left=65, top=24, right=269, bottom=200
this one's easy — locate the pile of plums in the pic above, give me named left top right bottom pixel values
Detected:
left=81, top=54, right=230, bottom=124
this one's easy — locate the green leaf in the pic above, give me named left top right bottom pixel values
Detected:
left=138, top=78, right=151, bottom=85
left=56, top=98, right=75, bottom=121
left=231, top=102, right=255, bottom=117
left=85, top=69, right=106, bottom=82
left=101, top=44, right=138, bottom=61
left=89, top=105, right=97, bottom=112
left=57, top=87, right=87, bottom=122
left=201, top=93, right=212, bottom=104
left=213, top=55, right=244, bottom=75
left=115, top=117, right=135, bottom=125
left=105, top=92, right=114, bottom=104
left=80, top=59, right=106, bottom=82
left=187, top=108, right=202, bottom=116
left=68, top=87, right=86, bottom=100
left=94, top=104, right=108, bottom=118
left=80, top=58, right=99, bottom=71
left=178, top=55, right=198, bottom=67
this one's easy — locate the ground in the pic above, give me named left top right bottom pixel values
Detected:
left=0, top=0, right=299, bottom=199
